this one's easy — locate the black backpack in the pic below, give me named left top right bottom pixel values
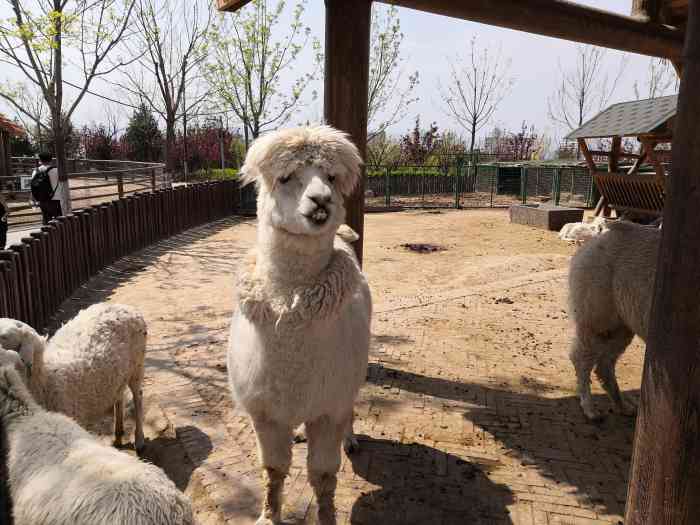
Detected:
left=30, top=165, right=57, bottom=202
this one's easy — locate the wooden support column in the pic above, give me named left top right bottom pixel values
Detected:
left=631, top=0, right=662, bottom=23
left=625, top=1, right=700, bottom=522
left=0, top=419, right=11, bottom=524
left=579, top=138, right=606, bottom=216
left=324, top=0, right=372, bottom=265
left=608, top=136, right=621, bottom=173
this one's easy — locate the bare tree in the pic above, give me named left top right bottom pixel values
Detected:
left=633, top=57, right=679, bottom=100
left=0, top=0, right=137, bottom=213
left=548, top=45, right=628, bottom=134
left=367, top=4, right=419, bottom=142
left=440, top=37, right=514, bottom=166
left=119, top=0, right=212, bottom=172
left=203, top=0, right=322, bottom=150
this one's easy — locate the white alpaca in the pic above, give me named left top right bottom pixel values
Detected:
left=0, top=365, right=193, bottom=525
left=228, top=126, right=372, bottom=525
left=568, top=220, right=660, bottom=420
left=0, top=303, right=147, bottom=452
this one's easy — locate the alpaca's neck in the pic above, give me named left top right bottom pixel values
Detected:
left=255, top=221, right=334, bottom=286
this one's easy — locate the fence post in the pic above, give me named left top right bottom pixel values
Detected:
left=384, top=167, right=390, bottom=207
left=520, top=167, right=528, bottom=204
left=151, top=169, right=156, bottom=192
left=553, top=168, right=561, bottom=206
left=117, top=172, right=124, bottom=199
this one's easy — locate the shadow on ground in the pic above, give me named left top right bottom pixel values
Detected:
left=366, top=363, right=637, bottom=517
left=349, top=435, right=515, bottom=525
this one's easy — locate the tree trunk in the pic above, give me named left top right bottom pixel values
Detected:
left=469, top=124, right=476, bottom=192
left=165, top=118, right=176, bottom=173
left=52, top=2, right=70, bottom=214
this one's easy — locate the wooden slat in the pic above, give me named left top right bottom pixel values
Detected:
left=380, top=0, right=684, bottom=59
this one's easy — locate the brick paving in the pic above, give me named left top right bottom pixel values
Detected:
left=51, top=211, right=642, bottom=524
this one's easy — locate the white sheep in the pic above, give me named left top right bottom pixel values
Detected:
left=0, top=303, right=147, bottom=452
left=568, top=220, right=660, bottom=420
left=559, top=216, right=609, bottom=245
left=228, top=126, right=372, bottom=525
left=0, top=365, right=193, bottom=525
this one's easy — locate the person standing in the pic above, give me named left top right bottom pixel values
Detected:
left=30, top=152, right=63, bottom=225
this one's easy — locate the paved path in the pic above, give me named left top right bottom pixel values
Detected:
left=51, top=211, right=641, bottom=524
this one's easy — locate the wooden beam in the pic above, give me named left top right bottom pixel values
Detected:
left=578, top=139, right=597, bottom=173
left=625, top=0, right=700, bottom=522
left=379, top=0, right=684, bottom=59
left=216, top=0, right=252, bottom=11
left=627, top=145, right=649, bottom=175
left=631, top=0, right=663, bottom=23
left=324, top=0, right=372, bottom=265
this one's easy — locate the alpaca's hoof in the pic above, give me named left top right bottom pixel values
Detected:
left=343, top=435, right=359, bottom=454
left=581, top=402, right=604, bottom=423
left=113, top=437, right=123, bottom=449
left=318, top=505, right=337, bottom=525
left=135, top=442, right=146, bottom=456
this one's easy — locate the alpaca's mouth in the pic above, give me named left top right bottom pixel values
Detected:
left=305, top=206, right=330, bottom=226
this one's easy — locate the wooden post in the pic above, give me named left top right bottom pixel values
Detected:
left=323, top=0, right=372, bottom=265
left=117, top=172, right=124, bottom=199
left=631, top=0, right=662, bottom=22
left=625, top=1, right=700, bottom=523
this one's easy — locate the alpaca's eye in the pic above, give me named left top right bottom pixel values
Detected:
left=328, top=174, right=336, bottom=183
left=280, top=174, right=292, bottom=185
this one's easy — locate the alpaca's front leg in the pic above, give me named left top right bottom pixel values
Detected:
left=252, top=417, right=293, bottom=525
left=306, top=414, right=348, bottom=525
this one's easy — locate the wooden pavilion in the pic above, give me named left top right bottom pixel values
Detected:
left=0, top=113, right=25, bottom=186
left=566, top=95, right=677, bottom=219
left=217, top=1, right=699, bottom=523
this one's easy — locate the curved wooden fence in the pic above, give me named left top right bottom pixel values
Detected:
left=0, top=180, right=240, bottom=329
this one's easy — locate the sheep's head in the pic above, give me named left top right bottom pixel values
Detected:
left=0, top=318, right=44, bottom=370
left=240, top=126, right=362, bottom=237
left=0, top=348, right=28, bottom=381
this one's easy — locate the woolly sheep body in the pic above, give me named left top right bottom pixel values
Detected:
left=568, top=220, right=659, bottom=420
left=0, top=366, right=193, bottom=525
left=0, top=303, right=147, bottom=451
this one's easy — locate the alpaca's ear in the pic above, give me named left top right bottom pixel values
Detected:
left=238, top=168, right=258, bottom=188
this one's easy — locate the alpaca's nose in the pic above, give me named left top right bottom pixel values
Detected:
left=310, top=194, right=331, bottom=206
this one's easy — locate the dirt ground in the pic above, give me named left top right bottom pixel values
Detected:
left=53, top=209, right=644, bottom=524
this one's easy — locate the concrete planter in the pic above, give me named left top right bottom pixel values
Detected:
left=509, top=203, right=584, bottom=231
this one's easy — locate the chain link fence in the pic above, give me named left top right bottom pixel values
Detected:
left=365, top=161, right=596, bottom=211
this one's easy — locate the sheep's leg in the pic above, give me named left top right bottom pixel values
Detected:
left=114, top=392, right=125, bottom=448
left=594, top=330, right=635, bottom=416
left=251, top=417, right=293, bottom=525
left=306, top=414, right=347, bottom=525
left=570, top=335, right=602, bottom=421
left=129, top=379, right=146, bottom=454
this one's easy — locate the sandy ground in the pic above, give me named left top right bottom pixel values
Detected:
left=51, top=209, right=644, bottom=524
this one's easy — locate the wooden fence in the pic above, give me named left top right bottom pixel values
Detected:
left=0, top=180, right=240, bottom=330
left=2, top=158, right=169, bottom=227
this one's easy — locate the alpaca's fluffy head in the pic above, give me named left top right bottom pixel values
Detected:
left=240, top=126, right=362, bottom=236
left=0, top=318, right=45, bottom=368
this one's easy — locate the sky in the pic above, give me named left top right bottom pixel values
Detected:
left=0, top=0, right=678, bottom=149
